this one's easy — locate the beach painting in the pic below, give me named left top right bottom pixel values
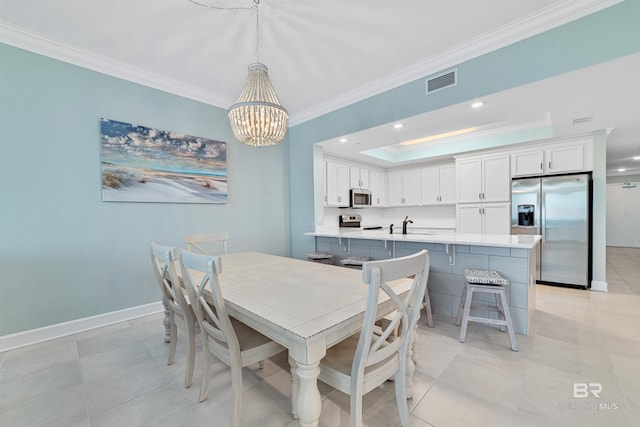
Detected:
left=101, top=118, right=227, bottom=203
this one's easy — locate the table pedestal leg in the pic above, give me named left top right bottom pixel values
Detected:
left=288, top=356, right=300, bottom=419
left=295, top=361, right=321, bottom=427
left=162, top=296, right=171, bottom=343
left=405, top=326, right=417, bottom=399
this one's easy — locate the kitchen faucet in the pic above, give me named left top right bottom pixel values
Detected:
left=402, top=216, right=413, bottom=234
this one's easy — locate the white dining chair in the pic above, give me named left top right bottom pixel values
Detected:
left=184, top=232, right=229, bottom=255
left=317, top=249, right=430, bottom=427
left=177, top=249, right=286, bottom=427
left=150, top=242, right=199, bottom=388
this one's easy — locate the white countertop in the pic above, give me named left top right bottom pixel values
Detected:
left=305, top=229, right=541, bottom=249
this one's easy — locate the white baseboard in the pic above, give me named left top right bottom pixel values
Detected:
left=0, top=301, right=164, bottom=353
left=591, top=280, right=608, bottom=292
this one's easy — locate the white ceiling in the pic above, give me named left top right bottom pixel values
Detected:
left=1, top=0, right=638, bottom=175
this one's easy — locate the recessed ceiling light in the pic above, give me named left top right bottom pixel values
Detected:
left=471, top=101, right=484, bottom=109
left=617, top=168, right=627, bottom=172
left=393, top=123, right=403, bottom=129
left=339, top=138, right=347, bottom=143
left=633, top=156, right=640, bottom=160
left=400, top=127, right=477, bottom=146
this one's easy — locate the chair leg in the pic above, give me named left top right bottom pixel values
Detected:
left=455, top=285, right=467, bottom=326
left=394, top=359, right=410, bottom=427
left=230, top=363, right=243, bottom=427
left=410, top=324, right=417, bottom=364
left=199, top=348, right=211, bottom=402
left=350, top=389, right=364, bottom=427
left=423, top=289, right=434, bottom=328
left=499, top=290, right=519, bottom=352
left=459, top=286, right=474, bottom=343
left=167, top=316, right=177, bottom=365
left=184, top=327, right=196, bottom=388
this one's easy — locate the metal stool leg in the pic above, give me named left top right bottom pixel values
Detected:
left=459, top=285, right=474, bottom=343
left=495, top=293, right=506, bottom=332
left=498, top=289, right=518, bottom=351
left=456, top=284, right=467, bottom=326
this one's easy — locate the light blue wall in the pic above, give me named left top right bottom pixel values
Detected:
left=0, top=44, right=291, bottom=336
left=288, top=1, right=640, bottom=260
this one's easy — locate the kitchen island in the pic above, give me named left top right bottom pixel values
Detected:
left=305, top=229, right=541, bottom=335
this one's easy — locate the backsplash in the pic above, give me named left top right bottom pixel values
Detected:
left=319, top=205, right=456, bottom=231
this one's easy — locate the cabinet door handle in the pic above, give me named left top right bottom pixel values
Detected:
left=540, top=162, right=543, bottom=170
left=337, top=196, right=341, bottom=203
left=548, top=161, right=552, bottom=169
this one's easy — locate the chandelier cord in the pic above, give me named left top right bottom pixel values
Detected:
left=186, top=0, right=255, bottom=11
left=255, top=0, right=260, bottom=62
left=187, top=0, right=260, bottom=62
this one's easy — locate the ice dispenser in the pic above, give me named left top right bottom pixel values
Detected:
left=518, top=204, right=535, bottom=226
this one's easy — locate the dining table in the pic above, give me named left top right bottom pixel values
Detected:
left=168, top=251, right=417, bottom=427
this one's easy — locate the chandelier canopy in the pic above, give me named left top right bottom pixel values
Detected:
left=228, top=62, right=288, bottom=147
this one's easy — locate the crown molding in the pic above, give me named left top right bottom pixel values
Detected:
left=289, top=0, right=623, bottom=126
left=0, top=0, right=622, bottom=125
left=0, top=21, right=234, bottom=109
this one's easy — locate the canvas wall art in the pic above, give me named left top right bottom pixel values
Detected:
left=101, top=118, right=227, bottom=203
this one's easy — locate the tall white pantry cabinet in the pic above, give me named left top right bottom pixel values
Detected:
left=455, top=153, right=511, bottom=234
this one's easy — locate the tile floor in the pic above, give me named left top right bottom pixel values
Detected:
left=1, top=247, right=639, bottom=427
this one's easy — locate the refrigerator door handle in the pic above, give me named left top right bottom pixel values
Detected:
left=540, top=191, right=545, bottom=244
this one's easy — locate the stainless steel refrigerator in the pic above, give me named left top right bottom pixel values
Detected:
left=511, top=173, right=592, bottom=289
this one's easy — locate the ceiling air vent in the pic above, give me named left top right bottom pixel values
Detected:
left=572, top=116, right=593, bottom=125
left=425, top=69, right=457, bottom=95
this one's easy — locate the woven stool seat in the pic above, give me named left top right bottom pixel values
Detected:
left=306, top=251, right=333, bottom=260
left=307, top=252, right=333, bottom=264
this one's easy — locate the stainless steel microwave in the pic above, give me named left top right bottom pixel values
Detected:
left=350, top=188, right=372, bottom=208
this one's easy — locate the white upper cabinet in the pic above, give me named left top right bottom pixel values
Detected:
left=421, top=164, right=456, bottom=205
left=388, top=169, right=421, bottom=206
left=546, top=145, right=584, bottom=173
left=511, top=150, right=544, bottom=176
left=325, top=161, right=350, bottom=207
left=369, top=170, right=387, bottom=207
left=349, top=166, right=370, bottom=190
left=511, top=140, right=593, bottom=177
left=456, top=153, right=510, bottom=203
left=456, top=202, right=511, bottom=234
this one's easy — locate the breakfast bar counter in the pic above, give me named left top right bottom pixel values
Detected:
left=305, top=229, right=541, bottom=335
left=307, top=229, right=540, bottom=249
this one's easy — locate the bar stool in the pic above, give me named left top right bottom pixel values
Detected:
left=339, top=255, right=369, bottom=269
left=456, top=269, right=518, bottom=351
left=306, top=251, right=333, bottom=264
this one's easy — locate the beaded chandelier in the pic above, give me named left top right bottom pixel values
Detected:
left=227, top=1, right=288, bottom=147
left=228, top=63, right=288, bottom=147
